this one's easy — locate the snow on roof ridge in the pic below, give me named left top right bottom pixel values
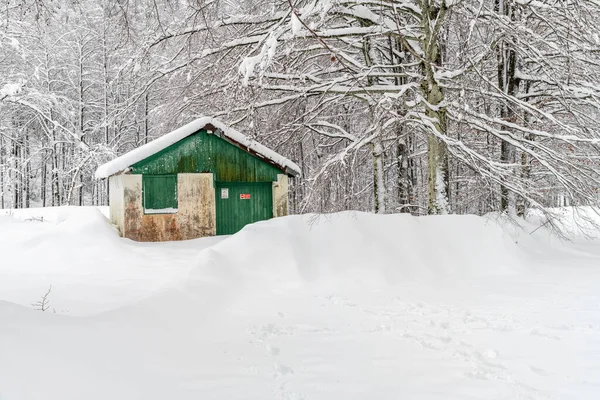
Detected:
left=95, top=116, right=301, bottom=179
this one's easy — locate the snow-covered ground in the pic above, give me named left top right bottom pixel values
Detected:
left=1, top=207, right=599, bottom=399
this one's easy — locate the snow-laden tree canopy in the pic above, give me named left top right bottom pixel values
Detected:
left=1, top=0, right=600, bottom=224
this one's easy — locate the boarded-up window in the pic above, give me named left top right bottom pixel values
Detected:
left=143, top=175, right=178, bottom=213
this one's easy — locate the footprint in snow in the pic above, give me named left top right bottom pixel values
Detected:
left=266, top=344, right=281, bottom=356
left=482, top=348, right=498, bottom=359
left=530, top=328, right=561, bottom=340
left=273, top=363, right=294, bottom=378
left=530, top=365, right=550, bottom=376
left=278, top=383, right=306, bottom=400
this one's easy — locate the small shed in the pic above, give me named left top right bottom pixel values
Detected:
left=95, top=117, right=300, bottom=242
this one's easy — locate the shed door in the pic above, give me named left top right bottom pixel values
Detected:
left=215, top=182, right=273, bottom=235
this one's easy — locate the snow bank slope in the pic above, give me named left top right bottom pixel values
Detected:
left=196, top=212, right=524, bottom=286
left=0, top=209, right=524, bottom=317
left=1, top=208, right=599, bottom=400
left=0, top=206, right=223, bottom=315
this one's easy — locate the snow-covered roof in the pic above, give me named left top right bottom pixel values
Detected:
left=95, top=117, right=301, bottom=179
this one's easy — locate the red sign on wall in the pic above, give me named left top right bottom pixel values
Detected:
left=240, top=193, right=251, bottom=200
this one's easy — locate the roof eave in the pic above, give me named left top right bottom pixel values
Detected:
left=95, top=117, right=301, bottom=179
left=212, top=128, right=300, bottom=177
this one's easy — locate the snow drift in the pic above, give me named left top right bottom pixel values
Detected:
left=192, top=212, right=525, bottom=286
left=0, top=207, right=223, bottom=315
left=1, top=207, right=599, bottom=400
left=0, top=208, right=525, bottom=316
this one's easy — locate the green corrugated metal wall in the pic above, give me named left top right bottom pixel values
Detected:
left=143, top=175, right=178, bottom=211
left=130, top=130, right=282, bottom=182
left=215, top=182, right=273, bottom=235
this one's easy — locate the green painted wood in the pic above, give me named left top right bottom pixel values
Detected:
left=215, top=181, right=273, bottom=235
left=143, top=174, right=178, bottom=211
left=130, top=130, right=283, bottom=182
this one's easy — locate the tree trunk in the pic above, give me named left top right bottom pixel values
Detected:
left=0, top=134, right=4, bottom=209
left=103, top=20, right=110, bottom=146
left=79, top=173, right=84, bottom=206
left=373, top=139, right=386, bottom=214
left=52, top=141, right=60, bottom=207
left=144, top=91, right=149, bottom=144
left=397, top=137, right=416, bottom=213
left=516, top=81, right=532, bottom=217
left=392, top=38, right=415, bottom=214
left=497, top=0, right=519, bottom=214
left=41, top=152, right=47, bottom=207
left=420, top=0, right=450, bottom=214
left=12, top=141, right=20, bottom=208
left=24, top=131, right=30, bottom=208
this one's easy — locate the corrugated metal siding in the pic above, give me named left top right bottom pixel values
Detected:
left=215, top=182, right=273, bottom=235
left=130, top=130, right=282, bottom=182
left=142, top=175, right=178, bottom=211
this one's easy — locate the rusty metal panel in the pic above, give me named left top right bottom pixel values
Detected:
left=139, top=214, right=181, bottom=242
left=177, top=173, right=216, bottom=239
left=272, top=174, right=289, bottom=218
left=109, top=175, right=125, bottom=235
left=122, top=174, right=143, bottom=241
left=121, top=173, right=217, bottom=242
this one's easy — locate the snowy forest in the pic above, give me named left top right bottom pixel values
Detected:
left=2, top=0, right=600, bottom=216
